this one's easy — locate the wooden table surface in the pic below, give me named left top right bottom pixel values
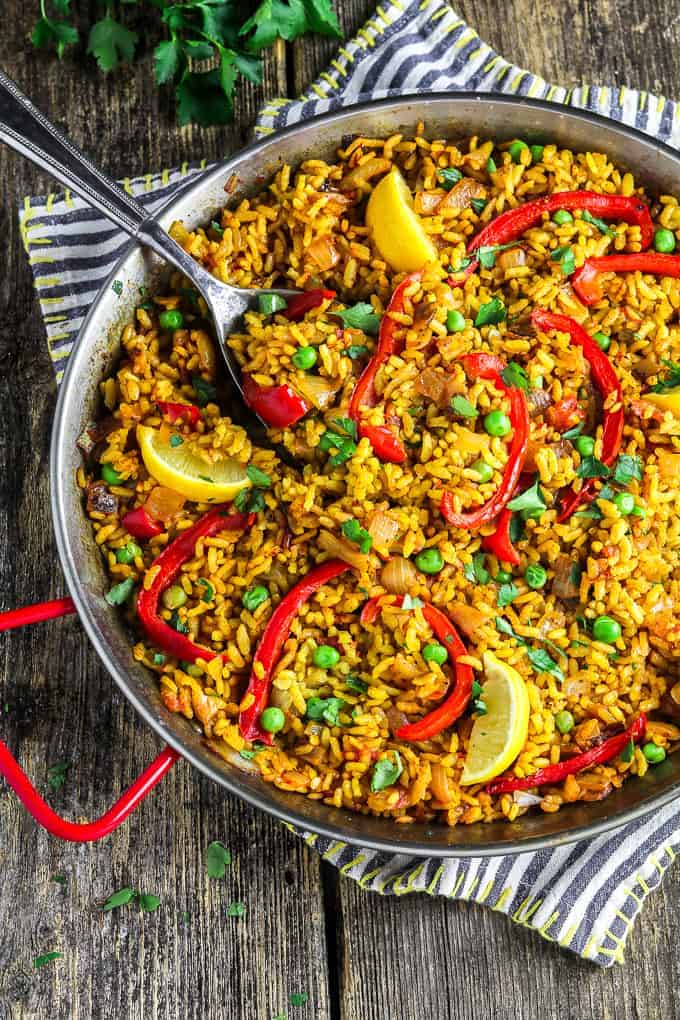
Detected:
left=2, top=1, right=680, bottom=1017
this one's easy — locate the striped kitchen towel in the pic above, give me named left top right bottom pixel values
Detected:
left=19, top=0, right=680, bottom=966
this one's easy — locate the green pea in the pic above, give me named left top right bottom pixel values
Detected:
left=422, top=643, right=448, bottom=666
left=414, top=548, right=444, bottom=574
left=495, top=569, right=513, bottom=584
left=162, top=585, right=187, bottom=610
left=470, top=458, right=494, bottom=483
left=484, top=410, right=511, bottom=437
left=530, top=144, right=544, bottom=163
left=291, top=346, right=317, bottom=370
left=258, top=293, right=288, bottom=316
left=101, top=462, right=123, bottom=486
left=242, top=586, right=270, bottom=612
left=574, top=435, right=595, bottom=457
left=592, top=615, right=622, bottom=644
left=614, top=492, right=635, bottom=516
left=642, top=742, right=666, bottom=764
left=592, top=331, right=611, bottom=352
left=654, top=228, right=676, bottom=254
left=446, top=309, right=466, bottom=332
left=508, top=140, right=529, bottom=163
left=555, top=710, right=575, bottom=734
left=313, top=645, right=340, bottom=669
left=158, top=309, right=184, bottom=330
left=260, top=706, right=285, bottom=733
left=525, top=563, right=548, bottom=589
left=552, top=209, right=573, bottom=225
left=115, top=541, right=142, bottom=564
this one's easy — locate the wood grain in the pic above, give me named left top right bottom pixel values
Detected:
left=1, top=0, right=680, bottom=1017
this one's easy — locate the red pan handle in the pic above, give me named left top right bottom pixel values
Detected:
left=0, top=597, right=180, bottom=841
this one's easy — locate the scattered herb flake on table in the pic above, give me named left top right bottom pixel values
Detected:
left=207, top=840, right=232, bottom=879
left=46, top=761, right=71, bottom=791
left=227, top=901, right=246, bottom=918
left=102, top=888, right=137, bottom=911
left=289, top=992, right=309, bottom=1007
left=34, top=951, right=62, bottom=969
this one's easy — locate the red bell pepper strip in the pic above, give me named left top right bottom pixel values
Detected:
left=239, top=559, right=350, bottom=744
left=283, top=288, right=336, bottom=323
left=137, top=505, right=252, bottom=664
left=572, top=253, right=680, bottom=306
left=348, top=272, right=423, bottom=464
left=440, top=353, right=529, bottom=529
left=482, top=507, right=520, bottom=566
left=449, top=191, right=654, bottom=284
left=242, top=373, right=310, bottom=428
left=486, top=713, right=646, bottom=794
left=156, top=401, right=201, bottom=427
left=359, top=595, right=474, bottom=742
left=531, top=309, right=624, bottom=521
left=122, top=506, right=163, bottom=541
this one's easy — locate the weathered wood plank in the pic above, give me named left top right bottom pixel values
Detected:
left=0, top=15, right=330, bottom=1020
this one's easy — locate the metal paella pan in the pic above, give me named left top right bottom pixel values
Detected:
left=3, top=93, right=680, bottom=857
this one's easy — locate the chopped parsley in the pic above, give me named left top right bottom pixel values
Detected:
left=343, top=343, right=369, bottom=360
left=306, top=697, right=346, bottom=726
left=464, top=552, right=490, bottom=585
left=139, top=894, right=161, bottom=913
left=341, top=518, right=372, bottom=553
left=486, top=157, right=497, bottom=174
left=401, top=594, right=424, bottom=611
left=34, top=952, right=62, bottom=969
left=471, top=198, right=487, bottom=215
left=192, top=376, right=218, bottom=407
left=497, top=582, right=519, bottom=607
left=576, top=455, right=611, bottom=479
left=526, top=647, right=565, bottom=682
left=563, top=422, right=584, bottom=440
left=650, top=359, right=680, bottom=393
left=111, top=279, right=123, bottom=296
left=620, top=738, right=635, bottom=764
left=227, top=901, right=246, bottom=918
left=289, top=992, right=309, bottom=1007
left=507, top=479, right=546, bottom=514
left=319, top=418, right=358, bottom=467
left=102, top=888, right=137, bottom=911
left=246, top=464, right=272, bottom=488
left=477, top=242, right=521, bottom=269
left=211, top=220, right=224, bottom=236
left=370, top=752, right=403, bottom=792
left=613, top=454, right=643, bottom=486
left=105, top=577, right=135, bottom=606
left=501, top=361, right=530, bottom=391
left=47, top=761, right=71, bottom=791
left=581, top=209, right=615, bottom=236
left=334, top=302, right=380, bottom=335
left=169, top=609, right=189, bottom=634
left=51, top=873, right=67, bottom=885
left=240, top=742, right=266, bottom=760
left=438, top=167, right=463, bottom=189
left=234, top=487, right=267, bottom=514
left=450, top=395, right=478, bottom=418
left=197, top=578, right=214, bottom=602
left=169, top=434, right=184, bottom=448
left=474, top=297, right=506, bottom=327
left=550, top=244, right=576, bottom=275
left=207, top=840, right=232, bottom=878
left=346, top=675, right=368, bottom=694
left=449, top=256, right=473, bottom=274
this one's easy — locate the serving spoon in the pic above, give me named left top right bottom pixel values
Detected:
left=0, top=70, right=297, bottom=410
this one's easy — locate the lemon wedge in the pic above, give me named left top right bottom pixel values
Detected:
left=137, top=425, right=249, bottom=503
left=365, top=167, right=438, bottom=272
left=460, top=651, right=530, bottom=786
left=642, top=388, right=680, bottom=417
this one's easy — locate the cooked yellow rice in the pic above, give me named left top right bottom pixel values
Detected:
left=81, top=128, right=680, bottom=827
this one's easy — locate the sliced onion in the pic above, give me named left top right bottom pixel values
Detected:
left=386, top=706, right=409, bottom=734
left=380, top=556, right=418, bottom=594
left=656, top=449, right=680, bottom=481
left=294, top=374, right=339, bottom=411
left=340, top=157, right=391, bottom=191
left=431, top=763, right=452, bottom=804
left=447, top=602, right=490, bottom=638
left=551, top=555, right=580, bottom=600
left=318, top=529, right=369, bottom=571
left=144, top=485, right=186, bottom=524
left=437, top=178, right=486, bottom=212
left=415, top=191, right=445, bottom=215
left=497, top=246, right=527, bottom=272
left=196, top=332, right=217, bottom=374
left=513, top=791, right=543, bottom=807
left=415, top=367, right=448, bottom=405
left=368, top=511, right=400, bottom=553
left=307, top=235, right=341, bottom=271
left=270, top=687, right=294, bottom=712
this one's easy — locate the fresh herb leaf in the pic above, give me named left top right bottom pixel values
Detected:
left=51, top=873, right=67, bottom=885
left=401, top=594, right=424, bottom=611
left=370, top=752, right=403, bottom=792
left=234, top=487, right=267, bottom=514
left=346, top=675, right=368, bottom=694
left=207, top=841, right=232, bottom=879
left=169, top=609, right=189, bottom=634
left=227, top=901, right=246, bottom=918
left=568, top=563, right=583, bottom=587
left=334, top=303, right=380, bottom=335
left=153, top=653, right=166, bottom=666
left=306, top=697, right=346, bottom=726
left=474, top=297, right=506, bottom=327
left=192, top=376, right=218, bottom=407
left=32, top=1, right=78, bottom=59
left=450, top=256, right=473, bottom=274
left=471, top=198, right=487, bottom=215
left=495, top=616, right=526, bottom=644
left=154, top=38, right=182, bottom=85
left=103, top=888, right=137, bottom=911
left=508, top=513, right=525, bottom=543
left=477, top=242, right=520, bottom=269
left=87, top=14, right=138, bottom=73
left=138, top=893, right=161, bottom=913
left=473, top=699, right=488, bottom=715
left=497, top=582, right=519, bottom=607
left=526, top=647, right=564, bottom=681
left=331, top=417, right=358, bottom=441
left=576, top=455, right=611, bottom=479
left=550, top=244, right=576, bottom=275
left=34, top=952, right=62, bottom=969
left=464, top=552, right=490, bottom=585
left=620, top=738, right=635, bottom=764
left=501, top=361, right=530, bottom=392
left=197, top=578, right=214, bottom=602
left=486, top=157, right=497, bottom=174
left=240, top=742, right=266, bottom=760
left=471, top=680, right=483, bottom=698
left=47, top=761, right=71, bottom=791
left=563, top=422, right=584, bottom=440
left=582, top=210, right=614, bottom=236
left=211, top=220, right=224, bottom=237
left=650, top=359, right=680, bottom=393
left=343, top=344, right=369, bottom=360
left=319, top=431, right=357, bottom=466
left=289, top=992, right=309, bottom=1007
left=438, top=167, right=463, bottom=189
left=451, top=395, right=478, bottom=418
left=507, top=479, right=546, bottom=514
left=169, top=434, right=184, bottom=448
left=111, top=279, right=123, bottom=296
left=246, top=464, right=272, bottom=488
left=341, top=518, right=372, bottom=553
left=613, top=454, right=643, bottom=487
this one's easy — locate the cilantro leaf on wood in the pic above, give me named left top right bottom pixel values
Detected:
left=32, top=7, right=79, bottom=59
left=207, top=841, right=232, bottom=879
left=87, top=14, right=138, bottom=73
